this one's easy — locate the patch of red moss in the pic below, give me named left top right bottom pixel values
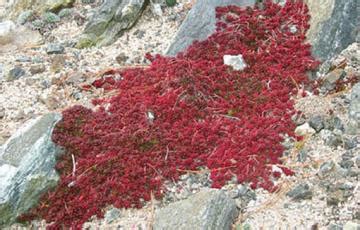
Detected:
left=20, top=1, right=319, bottom=228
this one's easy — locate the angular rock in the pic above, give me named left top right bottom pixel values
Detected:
left=29, top=64, right=46, bottom=75
left=309, top=115, right=325, bottom=132
left=116, top=52, right=129, bottom=64
left=305, top=0, right=359, bottom=61
left=153, top=189, right=238, bottom=230
left=166, top=0, right=255, bottom=56
left=0, top=113, right=62, bottom=227
left=46, top=43, right=65, bottom=54
left=104, top=207, right=121, bottom=224
left=286, top=183, right=313, bottom=200
left=77, top=0, right=147, bottom=48
left=5, top=67, right=26, bottom=81
left=318, top=161, right=335, bottom=178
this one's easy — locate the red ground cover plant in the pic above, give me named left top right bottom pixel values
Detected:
left=20, top=1, right=319, bottom=228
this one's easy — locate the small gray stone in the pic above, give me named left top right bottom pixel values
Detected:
left=318, top=161, right=335, bottom=178
left=29, top=64, right=46, bottom=75
left=153, top=189, right=238, bottom=230
left=355, top=155, right=360, bottom=168
left=46, top=43, right=65, bottom=54
left=286, top=183, right=313, bottom=200
left=134, top=29, right=146, bottom=39
left=326, top=195, right=341, bottom=206
left=32, top=56, right=44, bottom=63
left=104, top=207, right=121, bottom=224
left=6, top=67, right=26, bottom=81
left=228, top=189, right=240, bottom=199
left=115, top=53, right=129, bottom=65
left=339, top=159, right=354, bottom=169
left=15, top=56, right=32, bottom=62
left=343, top=137, right=357, bottom=150
left=71, top=92, right=82, bottom=101
left=309, top=115, right=325, bottom=132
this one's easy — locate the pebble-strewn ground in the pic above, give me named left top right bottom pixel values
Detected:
left=0, top=1, right=192, bottom=144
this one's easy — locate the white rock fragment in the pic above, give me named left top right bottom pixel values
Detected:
left=147, top=111, right=155, bottom=123
left=289, top=25, right=298, bottom=33
left=223, top=54, right=247, bottom=71
left=294, top=123, right=316, bottom=136
left=150, top=2, right=163, bottom=17
left=0, top=20, right=16, bottom=45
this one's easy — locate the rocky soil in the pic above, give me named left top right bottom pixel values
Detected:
left=0, top=0, right=359, bottom=229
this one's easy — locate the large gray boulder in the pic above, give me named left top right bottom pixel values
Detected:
left=153, top=189, right=238, bottom=230
left=0, top=113, right=63, bottom=227
left=76, top=0, right=147, bottom=48
left=305, top=0, right=359, bottom=61
left=165, top=0, right=255, bottom=56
